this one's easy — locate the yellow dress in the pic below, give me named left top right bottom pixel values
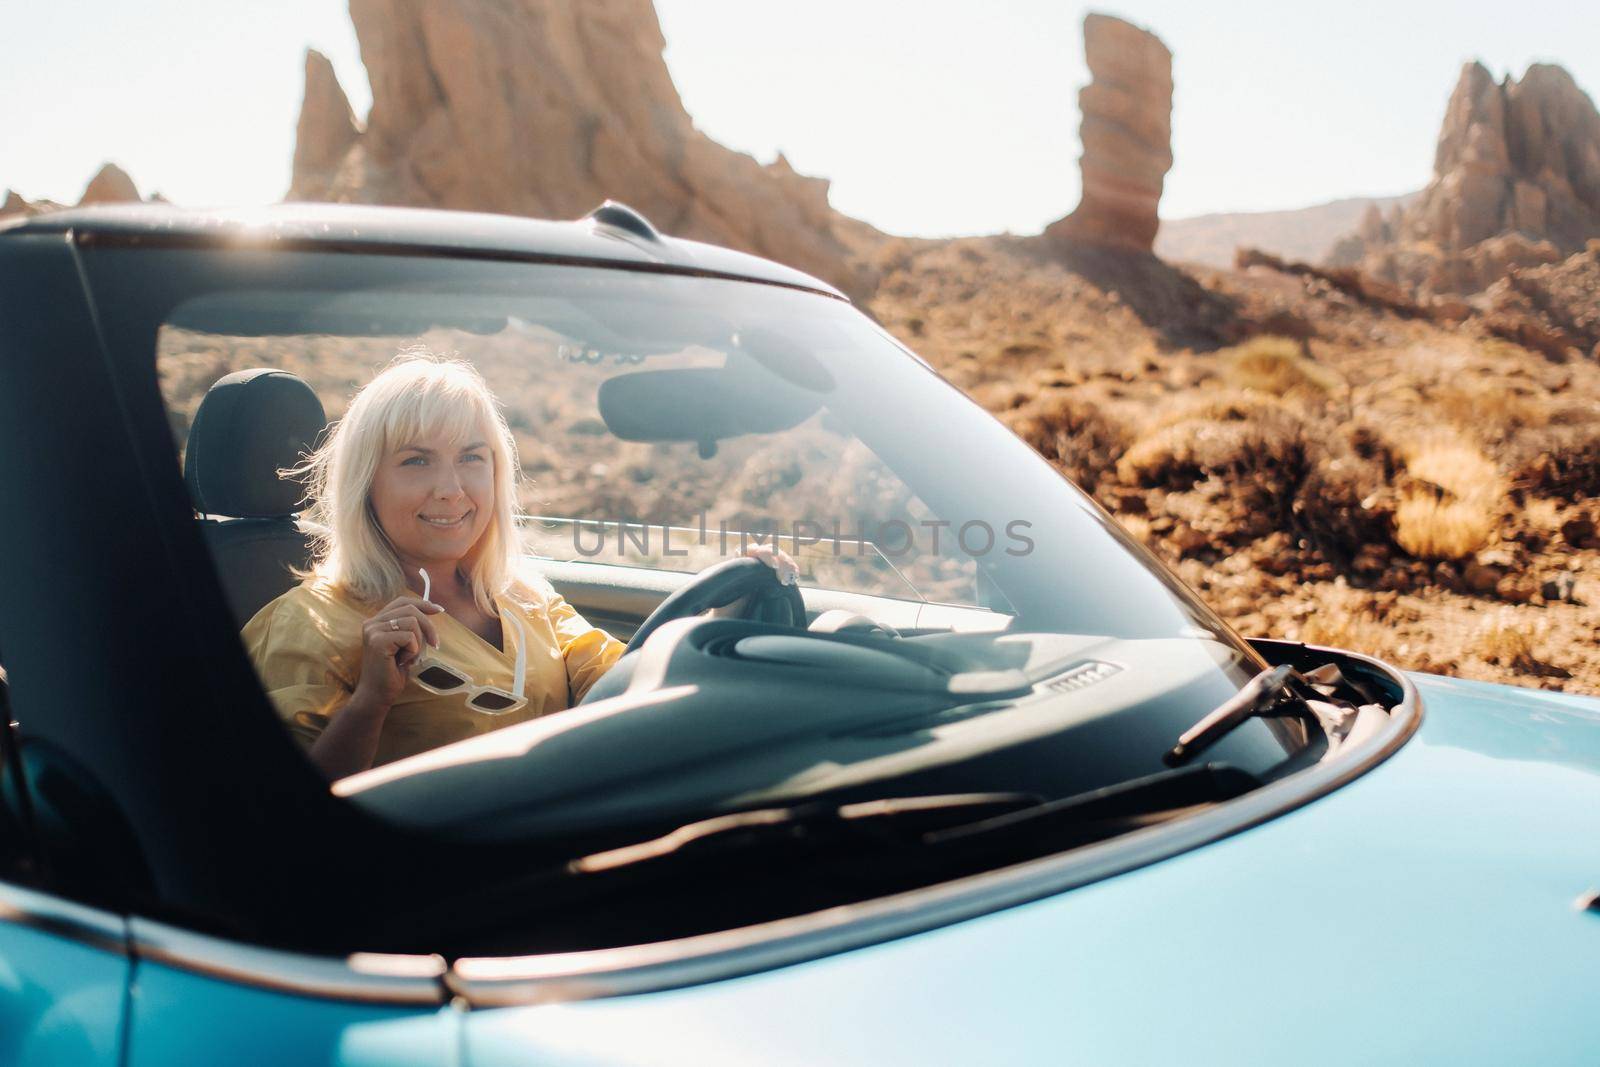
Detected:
left=241, top=573, right=626, bottom=767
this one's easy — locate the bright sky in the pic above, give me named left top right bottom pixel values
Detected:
left=5, top=1, right=1597, bottom=237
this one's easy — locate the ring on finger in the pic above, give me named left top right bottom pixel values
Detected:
left=389, top=618, right=399, bottom=631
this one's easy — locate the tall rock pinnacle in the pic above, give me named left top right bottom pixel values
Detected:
left=289, top=50, right=360, bottom=202
left=1046, top=13, right=1174, bottom=254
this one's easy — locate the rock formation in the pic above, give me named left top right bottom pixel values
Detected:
left=1045, top=13, right=1173, bottom=254
left=78, top=162, right=141, bottom=205
left=4, top=162, right=142, bottom=221
left=287, top=0, right=874, bottom=295
left=1336, top=62, right=1600, bottom=295
left=1, top=190, right=37, bottom=218
left=288, top=50, right=360, bottom=202
left=1482, top=240, right=1600, bottom=361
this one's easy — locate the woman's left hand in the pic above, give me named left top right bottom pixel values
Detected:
left=743, top=542, right=800, bottom=586
left=708, top=544, right=801, bottom=618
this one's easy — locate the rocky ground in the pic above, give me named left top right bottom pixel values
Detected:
left=865, top=234, right=1600, bottom=694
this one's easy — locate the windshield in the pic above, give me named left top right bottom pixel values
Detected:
left=153, top=252, right=1252, bottom=634
left=117, top=245, right=1322, bottom=936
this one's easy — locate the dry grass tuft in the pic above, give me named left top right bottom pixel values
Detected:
left=1294, top=582, right=1395, bottom=657
left=1404, top=435, right=1500, bottom=499
left=1298, top=605, right=1392, bottom=658
left=1472, top=609, right=1574, bottom=679
left=1393, top=434, right=1503, bottom=560
left=1115, top=513, right=1155, bottom=546
left=1474, top=609, right=1539, bottom=667
left=1478, top=336, right=1537, bottom=364
left=1220, top=336, right=1342, bottom=401
left=1393, top=496, right=1499, bottom=560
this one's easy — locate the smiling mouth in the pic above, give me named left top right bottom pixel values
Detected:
left=419, top=511, right=473, bottom=528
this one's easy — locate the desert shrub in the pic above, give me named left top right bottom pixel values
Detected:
left=1116, top=398, right=1306, bottom=493
left=1508, top=417, right=1600, bottom=499
left=1003, top=389, right=1130, bottom=492
left=1474, top=608, right=1540, bottom=668
left=1162, top=475, right=1286, bottom=545
left=1392, top=435, right=1503, bottom=560
left=1293, top=422, right=1398, bottom=558
left=1289, top=581, right=1399, bottom=657
left=1478, top=336, right=1537, bottom=364
left=1433, top=379, right=1550, bottom=443
left=1219, top=336, right=1342, bottom=401
left=1298, top=602, right=1392, bottom=657
left=1150, top=390, right=1285, bottom=430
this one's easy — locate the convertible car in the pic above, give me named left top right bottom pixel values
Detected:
left=1, top=202, right=1597, bottom=1065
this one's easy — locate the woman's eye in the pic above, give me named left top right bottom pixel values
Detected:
left=461, top=452, right=487, bottom=463
left=401, top=456, right=427, bottom=467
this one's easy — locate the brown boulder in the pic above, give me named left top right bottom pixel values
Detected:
left=288, top=0, right=874, bottom=297
left=78, top=162, right=141, bottom=205
left=1046, top=13, right=1173, bottom=254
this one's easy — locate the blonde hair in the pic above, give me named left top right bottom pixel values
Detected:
left=293, top=351, right=523, bottom=615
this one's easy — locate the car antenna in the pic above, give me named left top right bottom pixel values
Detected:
left=583, top=200, right=662, bottom=243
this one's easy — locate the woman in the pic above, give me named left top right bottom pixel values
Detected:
left=243, top=353, right=796, bottom=779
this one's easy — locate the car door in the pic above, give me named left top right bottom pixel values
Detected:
left=122, top=920, right=461, bottom=1067
left=3, top=672, right=461, bottom=1067
left=0, top=666, right=129, bottom=1067
left=0, top=233, right=462, bottom=1067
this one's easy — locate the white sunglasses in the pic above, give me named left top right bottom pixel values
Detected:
left=409, top=568, right=528, bottom=715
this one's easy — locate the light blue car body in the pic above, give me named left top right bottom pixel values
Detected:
left=8, top=672, right=1600, bottom=1065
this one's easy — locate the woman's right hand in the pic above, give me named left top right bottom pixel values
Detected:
left=352, top=595, right=444, bottom=708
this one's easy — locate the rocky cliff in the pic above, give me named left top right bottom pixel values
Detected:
left=287, top=0, right=874, bottom=295
left=1045, top=14, right=1173, bottom=254
left=1336, top=62, right=1600, bottom=295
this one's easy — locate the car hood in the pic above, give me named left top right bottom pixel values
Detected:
left=461, top=673, right=1600, bottom=1065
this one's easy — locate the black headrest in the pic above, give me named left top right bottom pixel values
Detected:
left=184, top=369, right=326, bottom=518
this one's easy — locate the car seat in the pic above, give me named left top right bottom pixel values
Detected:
left=183, top=369, right=327, bottom=627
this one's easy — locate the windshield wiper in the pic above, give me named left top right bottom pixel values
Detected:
left=569, top=764, right=1265, bottom=878
left=569, top=793, right=1040, bottom=875
left=1164, top=664, right=1309, bottom=767
left=921, top=764, right=1259, bottom=847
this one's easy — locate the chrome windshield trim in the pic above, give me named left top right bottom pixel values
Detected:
left=448, top=643, right=1419, bottom=1007
left=128, top=917, right=447, bottom=1006
left=0, top=878, right=126, bottom=955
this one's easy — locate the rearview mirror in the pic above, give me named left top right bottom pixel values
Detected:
left=597, top=361, right=824, bottom=456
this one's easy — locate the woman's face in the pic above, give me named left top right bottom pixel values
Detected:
left=369, top=422, right=496, bottom=574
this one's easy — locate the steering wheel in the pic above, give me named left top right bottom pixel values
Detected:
left=624, top=556, right=806, bottom=653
